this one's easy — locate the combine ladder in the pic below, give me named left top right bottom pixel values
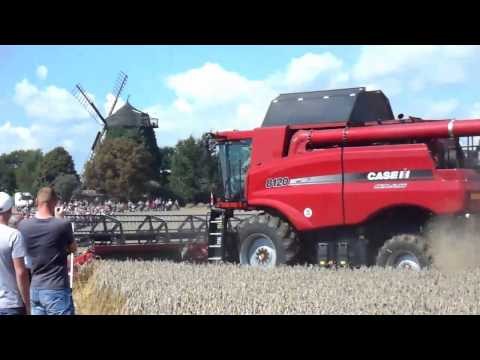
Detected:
left=207, top=209, right=225, bottom=263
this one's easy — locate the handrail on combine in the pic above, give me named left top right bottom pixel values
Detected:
left=67, top=212, right=254, bottom=245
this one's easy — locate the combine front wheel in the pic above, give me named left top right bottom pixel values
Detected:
left=375, top=234, right=430, bottom=270
left=237, top=214, right=300, bottom=268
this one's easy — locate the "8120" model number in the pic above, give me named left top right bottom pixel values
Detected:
left=265, top=177, right=290, bottom=189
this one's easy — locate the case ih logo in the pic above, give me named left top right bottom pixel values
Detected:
left=367, top=170, right=411, bottom=181
left=266, top=177, right=290, bottom=188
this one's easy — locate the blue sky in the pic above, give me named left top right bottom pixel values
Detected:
left=1, top=45, right=480, bottom=172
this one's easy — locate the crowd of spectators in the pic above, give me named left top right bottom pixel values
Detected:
left=14, top=197, right=181, bottom=218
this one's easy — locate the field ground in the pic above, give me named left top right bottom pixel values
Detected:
left=73, top=207, right=480, bottom=315
left=74, top=260, right=480, bottom=315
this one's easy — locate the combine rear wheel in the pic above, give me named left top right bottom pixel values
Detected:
left=375, top=234, right=430, bottom=270
left=237, top=214, right=300, bottom=268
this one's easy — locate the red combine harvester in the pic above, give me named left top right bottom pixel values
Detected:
left=206, top=87, right=480, bottom=270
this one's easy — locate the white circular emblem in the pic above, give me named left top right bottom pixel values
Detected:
left=304, top=208, right=313, bottom=218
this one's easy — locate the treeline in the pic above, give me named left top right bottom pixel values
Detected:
left=0, top=134, right=220, bottom=205
left=83, top=133, right=219, bottom=204
left=0, top=147, right=80, bottom=201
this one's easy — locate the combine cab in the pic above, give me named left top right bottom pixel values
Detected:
left=207, top=87, right=480, bottom=270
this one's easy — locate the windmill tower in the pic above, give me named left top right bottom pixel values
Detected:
left=73, top=71, right=129, bottom=159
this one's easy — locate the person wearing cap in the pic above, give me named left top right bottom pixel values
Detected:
left=18, top=187, right=77, bottom=315
left=0, top=192, right=31, bottom=315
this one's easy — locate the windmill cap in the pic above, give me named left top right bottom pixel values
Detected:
left=0, top=192, right=13, bottom=214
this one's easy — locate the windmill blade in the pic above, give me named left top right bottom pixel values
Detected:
left=109, top=71, right=128, bottom=116
left=91, top=128, right=107, bottom=155
left=72, top=86, right=101, bottom=125
left=72, top=84, right=107, bottom=126
left=91, top=131, right=102, bottom=151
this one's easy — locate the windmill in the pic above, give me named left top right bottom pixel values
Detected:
left=73, top=71, right=128, bottom=159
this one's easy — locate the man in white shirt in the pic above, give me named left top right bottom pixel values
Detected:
left=0, top=192, right=30, bottom=315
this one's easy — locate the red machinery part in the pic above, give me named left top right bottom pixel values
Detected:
left=184, top=243, right=208, bottom=262
left=215, top=130, right=254, bottom=141
left=74, top=250, right=95, bottom=266
left=73, top=243, right=209, bottom=263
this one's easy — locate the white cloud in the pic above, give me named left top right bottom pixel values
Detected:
left=166, top=62, right=275, bottom=109
left=146, top=97, right=270, bottom=147
left=425, top=99, right=460, bottom=118
left=36, top=65, right=48, bottom=80
left=145, top=104, right=191, bottom=134
left=353, top=46, right=436, bottom=80
left=285, top=52, right=343, bottom=87
left=0, top=121, right=40, bottom=153
left=328, top=71, right=350, bottom=88
left=150, top=62, right=278, bottom=145
left=352, top=46, right=479, bottom=93
left=470, top=102, right=480, bottom=118
left=0, top=119, right=99, bottom=172
left=3, top=77, right=101, bottom=171
left=173, top=98, right=193, bottom=113
left=150, top=52, right=480, bottom=148
left=62, top=139, right=74, bottom=152
left=14, top=79, right=91, bottom=121
left=103, top=92, right=126, bottom=116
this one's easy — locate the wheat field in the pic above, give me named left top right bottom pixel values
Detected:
left=73, top=261, right=480, bottom=315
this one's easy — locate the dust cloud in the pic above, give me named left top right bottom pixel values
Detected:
left=427, top=216, right=480, bottom=273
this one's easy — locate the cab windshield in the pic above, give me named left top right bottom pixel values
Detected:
left=218, top=140, right=251, bottom=201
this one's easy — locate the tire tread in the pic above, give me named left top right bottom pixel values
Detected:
left=237, top=214, right=300, bottom=265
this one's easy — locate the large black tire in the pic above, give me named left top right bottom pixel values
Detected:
left=237, top=213, right=300, bottom=267
left=376, top=234, right=430, bottom=270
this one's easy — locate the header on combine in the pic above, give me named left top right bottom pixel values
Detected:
left=207, top=86, right=480, bottom=270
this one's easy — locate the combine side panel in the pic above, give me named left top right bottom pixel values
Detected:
left=341, top=144, right=465, bottom=225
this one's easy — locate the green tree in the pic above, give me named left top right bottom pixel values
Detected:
left=169, top=135, right=219, bottom=203
left=199, top=133, right=221, bottom=195
left=34, top=147, right=78, bottom=190
left=158, top=146, right=174, bottom=171
left=83, top=137, right=155, bottom=201
left=2, top=150, right=43, bottom=193
left=157, top=146, right=174, bottom=192
left=53, top=174, right=81, bottom=202
left=0, top=156, right=17, bottom=194
left=107, top=127, right=162, bottom=178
